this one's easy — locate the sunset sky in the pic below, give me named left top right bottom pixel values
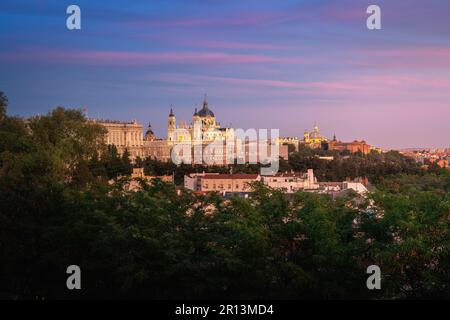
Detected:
left=1, top=0, right=449, bottom=148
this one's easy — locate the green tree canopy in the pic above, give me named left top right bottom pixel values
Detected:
left=0, top=103, right=448, bottom=300
left=0, top=90, right=7, bottom=120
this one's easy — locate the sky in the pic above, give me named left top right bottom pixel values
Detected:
left=0, top=0, right=449, bottom=149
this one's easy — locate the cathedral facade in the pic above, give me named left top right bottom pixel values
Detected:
left=167, top=96, right=235, bottom=145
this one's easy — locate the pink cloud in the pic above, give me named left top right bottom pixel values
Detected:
left=363, top=46, right=450, bottom=59
left=175, top=40, right=288, bottom=50
left=127, top=3, right=368, bottom=31
left=0, top=47, right=314, bottom=66
left=137, top=4, right=367, bottom=30
left=132, top=11, right=285, bottom=28
left=323, top=4, right=366, bottom=21
left=357, top=46, right=450, bottom=68
left=150, top=73, right=371, bottom=96
left=147, top=72, right=450, bottom=99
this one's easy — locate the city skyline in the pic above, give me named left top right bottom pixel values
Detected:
left=1, top=0, right=450, bottom=148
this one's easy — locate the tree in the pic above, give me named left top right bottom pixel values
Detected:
left=360, top=190, right=450, bottom=298
left=102, top=145, right=124, bottom=179
left=26, top=107, right=107, bottom=180
left=0, top=91, right=7, bottom=120
left=0, top=106, right=448, bottom=299
left=121, top=148, right=133, bottom=175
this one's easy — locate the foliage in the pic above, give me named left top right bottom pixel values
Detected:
left=288, top=147, right=422, bottom=183
left=136, top=144, right=424, bottom=187
left=0, top=91, right=7, bottom=120
left=0, top=103, right=449, bottom=299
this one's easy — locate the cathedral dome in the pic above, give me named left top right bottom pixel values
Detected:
left=145, top=122, right=155, bottom=141
left=197, top=108, right=214, bottom=117
left=197, top=96, right=215, bottom=117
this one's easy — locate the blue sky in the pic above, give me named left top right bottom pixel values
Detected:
left=1, top=0, right=450, bottom=148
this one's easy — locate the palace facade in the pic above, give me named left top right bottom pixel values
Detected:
left=92, top=119, right=145, bottom=159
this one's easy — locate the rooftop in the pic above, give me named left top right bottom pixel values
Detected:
left=92, top=119, right=140, bottom=125
left=264, top=172, right=308, bottom=178
left=202, top=174, right=259, bottom=180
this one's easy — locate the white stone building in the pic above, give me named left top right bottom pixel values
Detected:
left=261, top=169, right=319, bottom=193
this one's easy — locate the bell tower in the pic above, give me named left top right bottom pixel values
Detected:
left=168, top=106, right=176, bottom=142
left=304, top=130, right=310, bottom=143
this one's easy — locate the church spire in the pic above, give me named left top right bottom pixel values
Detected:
left=169, top=105, right=174, bottom=117
left=203, top=93, right=208, bottom=109
left=313, top=122, right=319, bottom=132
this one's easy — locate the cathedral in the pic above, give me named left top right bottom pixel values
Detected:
left=167, top=95, right=235, bottom=145
left=303, top=125, right=329, bottom=148
left=95, top=95, right=288, bottom=164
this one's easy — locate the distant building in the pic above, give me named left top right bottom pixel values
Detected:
left=299, top=124, right=376, bottom=155
left=277, top=137, right=300, bottom=152
left=317, top=156, right=334, bottom=161
left=371, top=147, right=383, bottom=154
left=184, top=169, right=369, bottom=197
left=303, top=125, right=328, bottom=149
left=111, top=168, right=173, bottom=192
left=184, top=173, right=260, bottom=193
left=403, top=149, right=450, bottom=169
left=328, top=136, right=372, bottom=155
left=261, top=169, right=319, bottom=193
left=437, top=159, right=449, bottom=168
left=130, top=167, right=173, bottom=183
left=318, top=181, right=368, bottom=195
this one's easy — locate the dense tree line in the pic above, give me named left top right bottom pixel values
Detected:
left=287, top=146, right=423, bottom=184
left=88, top=145, right=133, bottom=181
left=0, top=99, right=449, bottom=299
left=137, top=143, right=425, bottom=187
left=138, top=158, right=266, bottom=185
